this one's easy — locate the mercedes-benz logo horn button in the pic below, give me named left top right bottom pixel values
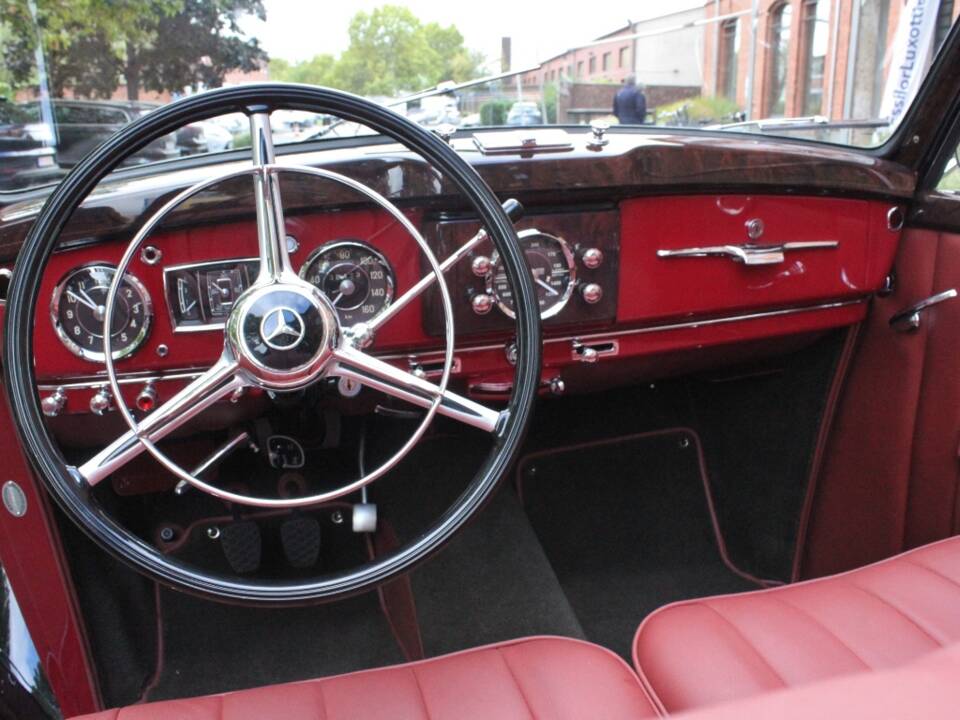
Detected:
left=260, top=307, right=306, bottom=351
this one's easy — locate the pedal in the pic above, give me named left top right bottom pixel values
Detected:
left=281, top=515, right=321, bottom=568
left=219, top=521, right=262, bottom=574
left=352, top=503, right=378, bottom=533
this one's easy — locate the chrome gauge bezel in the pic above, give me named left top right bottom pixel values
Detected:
left=50, top=262, right=153, bottom=362
left=298, top=239, right=396, bottom=324
left=488, top=229, right=577, bottom=320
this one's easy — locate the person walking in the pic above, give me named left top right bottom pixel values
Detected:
left=613, top=75, right=647, bottom=124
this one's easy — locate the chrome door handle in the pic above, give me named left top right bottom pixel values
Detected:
left=889, top=289, right=958, bottom=332
left=656, top=241, right=838, bottom=266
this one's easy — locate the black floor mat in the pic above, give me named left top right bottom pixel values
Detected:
left=520, top=429, right=753, bottom=659
left=147, top=588, right=405, bottom=701
left=372, top=432, right=585, bottom=657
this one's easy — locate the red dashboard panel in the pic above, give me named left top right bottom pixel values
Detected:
left=33, top=195, right=900, bottom=414
left=619, top=196, right=899, bottom=322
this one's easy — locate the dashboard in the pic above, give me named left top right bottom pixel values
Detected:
left=1, top=128, right=905, bottom=425
left=30, top=194, right=898, bottom=425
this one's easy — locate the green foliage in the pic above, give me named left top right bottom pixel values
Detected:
left=273, top=5, right=484, bottom=97
left=479, top=99, right=511, bottom=126
left=269, top=54, right=337, bottom=87
left=0, top=0, right=265, bottom=99
left=654, top=95, right=740, bottom=124
left=543, top=83, right=558, bottom=124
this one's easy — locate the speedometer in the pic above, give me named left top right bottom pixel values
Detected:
left=489, top=229, right=576, bottom=319
left=51, top=264, right=153, bottom=362
left=298, top=240, right=395, bottom=326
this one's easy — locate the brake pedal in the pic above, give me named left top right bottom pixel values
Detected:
left=281, top=515, right=321, bottom=568
left=219, top=520, right=262, bottom=574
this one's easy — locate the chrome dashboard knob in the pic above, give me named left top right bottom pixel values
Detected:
left=471, top=255, right=492, bottom=277
left=89, top=387, right=113, bottom=415
left=471, top=292, right=494, bottom=315
left=41, top=387, right=67, bottom=417
left=581, top=247, right=604, bottom=269
left=580, top=282, right=603, bottom=304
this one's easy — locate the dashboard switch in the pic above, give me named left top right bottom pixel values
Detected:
left=580, top=282, right=603, bottom=304
left=471, top=292, right=494, bottom=315
left=136, top=383, right=158, bottom=412
left=471, top=255, right=492, bottom=277
left=41, top=387, right=67, bottom=417
left=90, top=387, right=113, bottom=415
left=581, top=247, right=604, bottom=269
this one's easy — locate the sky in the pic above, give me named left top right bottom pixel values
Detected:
left=241, top=0, right=704, bottom=70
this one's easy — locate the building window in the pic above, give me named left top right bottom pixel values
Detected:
left=602, top=52, right=611, bottom=71
left=934, top=0, right=955, bottom=52
left=589, top=56, right=596, bottom=75
left=849, top=0, right=890, bottom=119
left=765, top=1, right=793, bottom=117
left=577, top=61, right=584, bottom=77
left=619, top=46, right=628, bottom=68
left=718, top=18, right=740, bottom=100
left=800, top=0, right=831, bottom=115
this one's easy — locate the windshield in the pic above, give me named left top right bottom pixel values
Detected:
left=1, top=0, right=957, bottom=192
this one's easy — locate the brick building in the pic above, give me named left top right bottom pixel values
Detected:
left=522, top=23, right=635, bottom=89
left=701, top=0, right=960, bottom=121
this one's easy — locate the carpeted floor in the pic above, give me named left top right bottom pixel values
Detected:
left=520, top=429, right=754, bottom=660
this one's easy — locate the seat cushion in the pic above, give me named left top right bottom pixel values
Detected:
left=74, top=636, right=658, bottom=720
left=675, top=642, right=960, bottom=720
left=634, top=534, right=960, bottom=713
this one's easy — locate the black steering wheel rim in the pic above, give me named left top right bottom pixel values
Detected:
left=3, top=83, right=542, bottom=604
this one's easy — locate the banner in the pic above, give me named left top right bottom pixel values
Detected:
left=878, top=0, right=941, bottom=124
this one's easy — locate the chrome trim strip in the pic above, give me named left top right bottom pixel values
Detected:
left=39, top=299, right=866, bottom=391
left=380, top=298, right=868, bottom=360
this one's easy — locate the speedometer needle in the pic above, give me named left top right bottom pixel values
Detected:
left=534, top=278, right=559, bottom=296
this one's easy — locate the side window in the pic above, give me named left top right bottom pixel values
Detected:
left=937, top=144, right=960, bottom=193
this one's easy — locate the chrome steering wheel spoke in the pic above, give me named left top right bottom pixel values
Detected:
left=76, top=354, right=245, bottom=487
left=332, top=345, right=503, bottom=433
left=249, top=112, right=296, bottom=284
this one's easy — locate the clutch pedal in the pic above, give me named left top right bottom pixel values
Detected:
left=219, top=520, right=262, bottom=574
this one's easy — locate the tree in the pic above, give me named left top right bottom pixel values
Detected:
left=272, top=5, right=485, bottom=97
left=0, top=0, right=266, bottom=100
left=270, top=54, right=337, bottom=88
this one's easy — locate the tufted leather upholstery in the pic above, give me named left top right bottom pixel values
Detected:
left=634, top=534, right=960, bottom=713
left=73, top=636, right=658, bottom=720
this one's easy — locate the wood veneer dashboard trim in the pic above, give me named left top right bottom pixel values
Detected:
left=0, top=129, right=915, bottom=262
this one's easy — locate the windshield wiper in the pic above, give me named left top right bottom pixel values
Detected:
left=706, top=116, right=890, bottom=132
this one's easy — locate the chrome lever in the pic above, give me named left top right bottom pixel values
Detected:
left=889, top=289, right=958, bottom=333
left=656, top=241, right=838, bottom=266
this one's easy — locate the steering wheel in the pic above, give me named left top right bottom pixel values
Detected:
left=3, top=84, right=541, bottom=603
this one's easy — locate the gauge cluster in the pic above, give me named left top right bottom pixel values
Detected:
left=164, top=258, right=259, bottom=331
left=423, top=210, right=620, bottom=337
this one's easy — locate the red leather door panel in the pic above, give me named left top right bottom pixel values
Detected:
left=799, top=228, right=960, bottom=578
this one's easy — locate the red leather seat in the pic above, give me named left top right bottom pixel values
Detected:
left=634, top=534, right=960, bottom=714
left=73, top=636, right=659, bottom=720
left=675, top=642, right=960, bottom=720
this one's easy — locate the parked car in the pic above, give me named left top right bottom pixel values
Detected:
left=14, top=99, right=180, bottom=169
left=506, top=100, right=543, bottom=125
left=0, top=99, right=64, bottom=190
left=175, top=120, right=235, bottom=155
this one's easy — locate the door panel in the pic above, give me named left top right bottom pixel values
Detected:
left=799, top=228, right=960, bottom=578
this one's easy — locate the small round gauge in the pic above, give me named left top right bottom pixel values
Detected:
left=488, top=229, right=576, bottom=319
left=299, top=240, right=395, bottom=326
left=51, top=264, right=153, bottom=362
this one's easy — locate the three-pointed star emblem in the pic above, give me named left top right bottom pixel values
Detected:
left=260, top=307, right=306, bottom=351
